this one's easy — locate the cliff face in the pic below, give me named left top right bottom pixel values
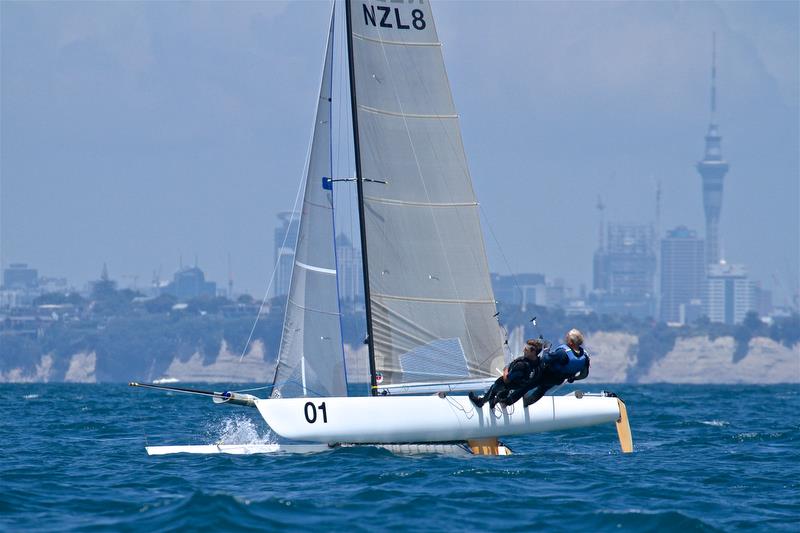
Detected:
left=0, top=334, right=797, bottom=384
left=582, top=332, right=639, bottom=383
left=579, top=334, right=799, bottom=384
left=158, top=340, right=272, bottom=383
left=64, top=352, right=97, bottom=383
left=0, top=340, right=274, bottom=384
left=638, top=336, right=800, bottom=384
left=0, top=354, right=56, bottom=383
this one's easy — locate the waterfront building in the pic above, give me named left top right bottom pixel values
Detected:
left=753, top=284, right=773, bottom=317
left=3, top=263, right=38, bottom=289
left=706, top=260, right=755, bottom=325
left=335, top=233, right=363, bottom=303
left=545, top=278, right=568, bottom=309
left=681, top=299, right=706, bottom=325
left=491, top=273, right=546, bottom=311
left=0, top=289, right=26, bottom=309
left=696, top=34, right=729, bottom=266
left=592, top=224, right=657, bottom=318
left=38, top=277, right=69, bottom=294
left=160, top=266, right=217, bottom=300
left=90, top=264, right=117, bottom=299
left=274, top=212, right=300, bottom=298
left=660, top=226, right=706, bottom=323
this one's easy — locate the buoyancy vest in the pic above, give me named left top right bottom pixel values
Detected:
left=546, top=344, right=587, bottom=376
left=506, top=356, right=540, bottom=386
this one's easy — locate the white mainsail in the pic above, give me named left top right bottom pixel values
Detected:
left=271, top=16, right=348, bottom=399
left=347, top=0, right=505, bottom=390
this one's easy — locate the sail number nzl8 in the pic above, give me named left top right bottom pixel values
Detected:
left=362, top=3, right=427, bottom=31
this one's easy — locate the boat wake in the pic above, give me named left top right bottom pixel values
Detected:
left=144, top=415, right=283, bottom=456
left=208, top=415, right=276, bottom=446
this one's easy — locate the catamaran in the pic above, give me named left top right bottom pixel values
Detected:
left=132, top=0, right=632, bottom=456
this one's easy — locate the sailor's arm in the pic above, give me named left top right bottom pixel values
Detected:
left=506, top=366, right=528, bottom=383
left=577, top=356, right=591, bottom=380
left=572, top=365, right=589, bottom=382
left=568, top=357, right=590, bottom=383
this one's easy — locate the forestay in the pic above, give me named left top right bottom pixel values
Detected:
left=272, top=17, right=347, bottom=399
left=347, top=0, right=505, bottom=388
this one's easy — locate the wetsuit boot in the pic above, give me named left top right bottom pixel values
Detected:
left=490, top=389, right=510, bottom=409
left=468, top=391, right=485, bottom=407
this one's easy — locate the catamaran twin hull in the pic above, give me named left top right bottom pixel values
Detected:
left=256, top=392, right=629, bottom=446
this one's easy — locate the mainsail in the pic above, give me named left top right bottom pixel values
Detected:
left=271, top=16, right=347, bottom=399
left=346, top=0, right=505, bottom=390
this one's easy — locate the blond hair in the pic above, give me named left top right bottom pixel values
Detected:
left=565, top=328, right=584, bottom=347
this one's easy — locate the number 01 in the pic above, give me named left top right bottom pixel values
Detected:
left=304, top=401, right=328, bottom=424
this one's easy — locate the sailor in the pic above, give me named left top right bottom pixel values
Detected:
left=522, top=328, right=590, bottom=407
left=469, top=338, right=544, bottom=409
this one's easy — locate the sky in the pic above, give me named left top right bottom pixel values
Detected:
left=1, top=1, right=798, bottom=307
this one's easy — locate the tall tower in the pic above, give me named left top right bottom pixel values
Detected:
left=696, top=33, right=729, bottom=265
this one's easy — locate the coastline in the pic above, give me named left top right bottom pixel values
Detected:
left=2, top=334, right=797, bottom=384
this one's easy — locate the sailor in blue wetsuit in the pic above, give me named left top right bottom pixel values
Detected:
left=522, top=328, right=590, bottom=407
left=469, top=338, right=544, bottom=409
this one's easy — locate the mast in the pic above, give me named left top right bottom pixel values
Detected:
left=345, top=0, right=378, bottom=395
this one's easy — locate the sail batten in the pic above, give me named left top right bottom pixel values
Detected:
left=294, top=261, right=337, bottom=275
left=372, top=293, right=495, bottom=305
left=286, top=298, right=342, bottom=317
left=347, top=0, right=505, bottom=389
left=364, top=196, right=477, bottom=208
left=353, top=32, right=442, bottom=47
left=358, top=104, right=458, bottom=119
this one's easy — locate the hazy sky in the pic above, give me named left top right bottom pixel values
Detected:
left=2, top=1, right=798, bottom=306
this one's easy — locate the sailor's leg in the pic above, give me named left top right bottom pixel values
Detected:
left=469, top=377, right=503, bottom=407
left=502, top=386, right=529, bottom=406
left=490, top=383, right=513, bottom=409
left=522, top=385, right=551, bottom=407
left=468, top=391, right=485, bottom=407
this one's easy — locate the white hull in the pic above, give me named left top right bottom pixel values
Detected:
left=256, top=392, right=622, bottom=444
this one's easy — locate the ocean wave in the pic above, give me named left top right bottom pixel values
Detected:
left=700, top=419, right=730, bottom=427
left=2, top=384, right=799, bottom=532
left=593, top=510, right=723, bottom=532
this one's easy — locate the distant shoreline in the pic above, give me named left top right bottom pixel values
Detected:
left=2, top=334, right=797, bottom=385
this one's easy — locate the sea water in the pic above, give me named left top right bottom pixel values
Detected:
left=1, top=384, right=798, bottom=531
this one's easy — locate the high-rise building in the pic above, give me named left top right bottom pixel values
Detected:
left=335, top=233, right=363, bottom=303
left=592, top=224, right=657, bottom=318
left=274, top=212, right=300, bottom=297
left=660, top=226, right=705, bottom=323
left=160, top=266, right=217, bottom=300
left=491, top=273, right=546, bottom=310
left=696, top=34, right=730, bottom=266
left=3, top=263, right=38, bottom=289
left=706, top=260, right=755, bottom=325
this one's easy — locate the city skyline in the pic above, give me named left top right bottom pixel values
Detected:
left=2, top=1, right=797, bottom=307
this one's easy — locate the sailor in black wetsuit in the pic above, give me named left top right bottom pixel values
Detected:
left=469, top=338, right=544, bottom=409
left=522, top=328, right=590, bottom=407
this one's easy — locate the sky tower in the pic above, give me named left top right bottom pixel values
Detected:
left=696, top=33, right=729, bottom=266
